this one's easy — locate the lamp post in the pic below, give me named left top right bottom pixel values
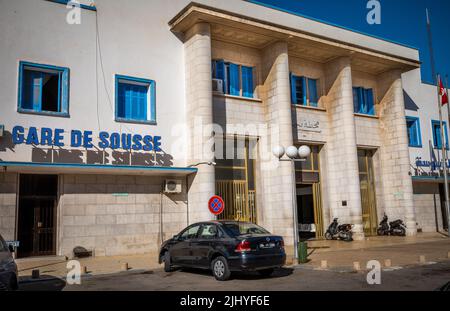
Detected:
left=272, top=145, right=312, bottom=261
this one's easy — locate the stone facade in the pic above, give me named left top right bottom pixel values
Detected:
left=58, top=174, right=187, bottom=257
left=184, top=23, right=216, bottom=224
left=0, top=173, right=17, bottom=241
left=377, top=70, right=417, bottom=235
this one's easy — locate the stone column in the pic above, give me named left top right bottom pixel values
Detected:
left=324, top=57, right=364, bottom=240
left=184, top=23, right=215, bottom=224
left=377, top=69, right=417, bottom=236
left=259, top=41, right=296, bottom=259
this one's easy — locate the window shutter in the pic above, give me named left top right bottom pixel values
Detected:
left=366, top=88, right=375, bottom=115
left=290, top=73, right=297, bottom=104
left=410, top=121, right=417, bottom=146
left=356, top=88, right=364, bottom=113
left=241, top=66, right=254, bottom=98
left=308, top=79, right=318, bottom=107
left=60, top=68, right=69, bottom=115
left=125, top=86, right=133, bottom=120
left=22, top=70, right=38, bottom=110
left=301, top=76, right=307, bottom=105
left=229, top=63, right=240, bottom=96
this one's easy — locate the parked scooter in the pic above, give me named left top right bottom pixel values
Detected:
left=325, top=218, right=353, bottom=242
left=377, top=214, right=407, bottom=236
left=377, top=214, right=390, bottom=236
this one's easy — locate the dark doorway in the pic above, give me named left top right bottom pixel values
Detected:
left=297, top=184, right=315, bottom=240
left=439, top=184, right=449, bottom=230
left=17, top=174, right=58, bottom=258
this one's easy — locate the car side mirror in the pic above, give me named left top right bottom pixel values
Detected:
left=8, top=245, right=14, bottom=253
left=172, top=235, right=179, bottom=241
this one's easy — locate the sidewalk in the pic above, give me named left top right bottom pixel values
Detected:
left=303, top=232, right=450, bottom=270
left=16, top=233, right=450, bottom=280
left=17, top=253, right=161, bottom=280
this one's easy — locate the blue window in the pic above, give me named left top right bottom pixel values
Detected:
left=432, top=120, right=449, bottom=149
left=290, top=74, right=319, bottom=107
left=18, top=61, right=70, bottom=117
left=353, top=87, right=375, bottom=116
left=212, top=60, right=254, bottom=98
left=406, top=117, right=422, bottom=148
left=115, top=75, right=156, bottom=124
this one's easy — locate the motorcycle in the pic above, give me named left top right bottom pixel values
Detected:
left=377, top=214, right=390, bottom=236
left=377, top=214, right=407, bottom=236
left=325, top=218, right=353, bottom=242
left=389, top=219, right=407, bottom=236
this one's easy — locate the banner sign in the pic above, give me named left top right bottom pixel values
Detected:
left=11, top=125, right=162, bottom=152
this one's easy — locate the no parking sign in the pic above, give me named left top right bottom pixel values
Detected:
left=208, top=195, right=225, bottom=216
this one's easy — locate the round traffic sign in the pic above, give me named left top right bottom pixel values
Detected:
left=208, top=195, right=225, bottom=216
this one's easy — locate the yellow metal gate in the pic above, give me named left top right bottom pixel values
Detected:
left=216, top=181, right=257, bottom=223
left=358, top=149, right=378, bottom=236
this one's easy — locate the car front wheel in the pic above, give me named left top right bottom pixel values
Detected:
left=211, top=256, right=231, bottom=281
left=163, top=251, right=173, bottom=273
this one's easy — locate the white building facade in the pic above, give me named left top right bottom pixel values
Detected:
left=0, top=0, right=437, bottom=261
left=403, top=69, right=450, bottom=233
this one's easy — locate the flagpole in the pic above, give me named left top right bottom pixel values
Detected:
left=437, top=74, right=450, bottom=237
left=445, top=74, right=450, bottom=236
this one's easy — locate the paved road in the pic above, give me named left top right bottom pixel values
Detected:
left=19, top=261, right=450, bottom=291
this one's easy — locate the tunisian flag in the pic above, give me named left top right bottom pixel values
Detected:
left=440, top=78, right=449, bottom=105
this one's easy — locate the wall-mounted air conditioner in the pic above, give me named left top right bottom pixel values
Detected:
left=164, top=179, right=182, bottom=194
left=212, top=79, right=224, bottom=94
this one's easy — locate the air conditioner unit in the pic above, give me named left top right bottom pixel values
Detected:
left=212, top=79, right=224, bottom=93
left=164, top=179, right=182, bottom=194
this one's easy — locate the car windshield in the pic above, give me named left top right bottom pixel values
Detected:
left=222, top=222, right=270, bottom=237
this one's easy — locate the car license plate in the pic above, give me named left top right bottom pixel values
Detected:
left=259, top=242, right=275, bottom=249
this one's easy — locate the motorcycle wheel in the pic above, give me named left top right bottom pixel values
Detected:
left=325, top=232, right=333, bottom=240
left=399, top=228, right=406, bottom=236
left=377, top=229, right=385, bottom=236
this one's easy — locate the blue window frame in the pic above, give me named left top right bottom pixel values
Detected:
left=406, top=117, right=422, bottom=148
left=212, top=60, right=254, bottom=98
left=115, top=75, right=156, bottom=124
left=353, top=87, right=375, bottom=116
left=290, top=74, right=319, bottom=107
left=431, top=120, right=449, bottom=150
left=18, top=61, right=70, bottom=117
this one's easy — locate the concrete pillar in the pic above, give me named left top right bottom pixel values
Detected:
left=377, top=70, right=417, bottom=236
left=324, top=57, right=364, bottom=240
left=184, top=23, right=215, bottom=224
left=259, top=41, right=296, bottom=257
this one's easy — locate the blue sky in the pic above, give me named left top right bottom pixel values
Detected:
left=247, top=0, right=450, bottom=85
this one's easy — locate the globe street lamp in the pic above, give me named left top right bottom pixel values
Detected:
left=272, top=145, right=312, bottom=261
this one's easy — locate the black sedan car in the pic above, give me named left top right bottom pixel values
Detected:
left=0, top=235, right=18, bottom=291
left=159, top=221, right=286, bottom=281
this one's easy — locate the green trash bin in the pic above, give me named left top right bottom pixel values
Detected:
left=298, top=241, right=308, bottom=264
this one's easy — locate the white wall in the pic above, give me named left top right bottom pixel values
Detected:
left=403, top=68, right=449, bottom=170
left=0, top=0, right=190, bottom=166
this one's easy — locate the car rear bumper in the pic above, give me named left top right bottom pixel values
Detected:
left=228, top=252, right=286, bottom=271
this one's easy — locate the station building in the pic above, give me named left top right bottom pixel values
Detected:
left=0, top=0, right=437, bottom=261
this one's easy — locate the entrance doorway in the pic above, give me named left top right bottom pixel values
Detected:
left=17, top=174, right=58, bottom=258
left=215, top=137, right=257, bottom=223
left=295, top=145, right=324, bottom=239
left=358, top=149, right=378, bottom=236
